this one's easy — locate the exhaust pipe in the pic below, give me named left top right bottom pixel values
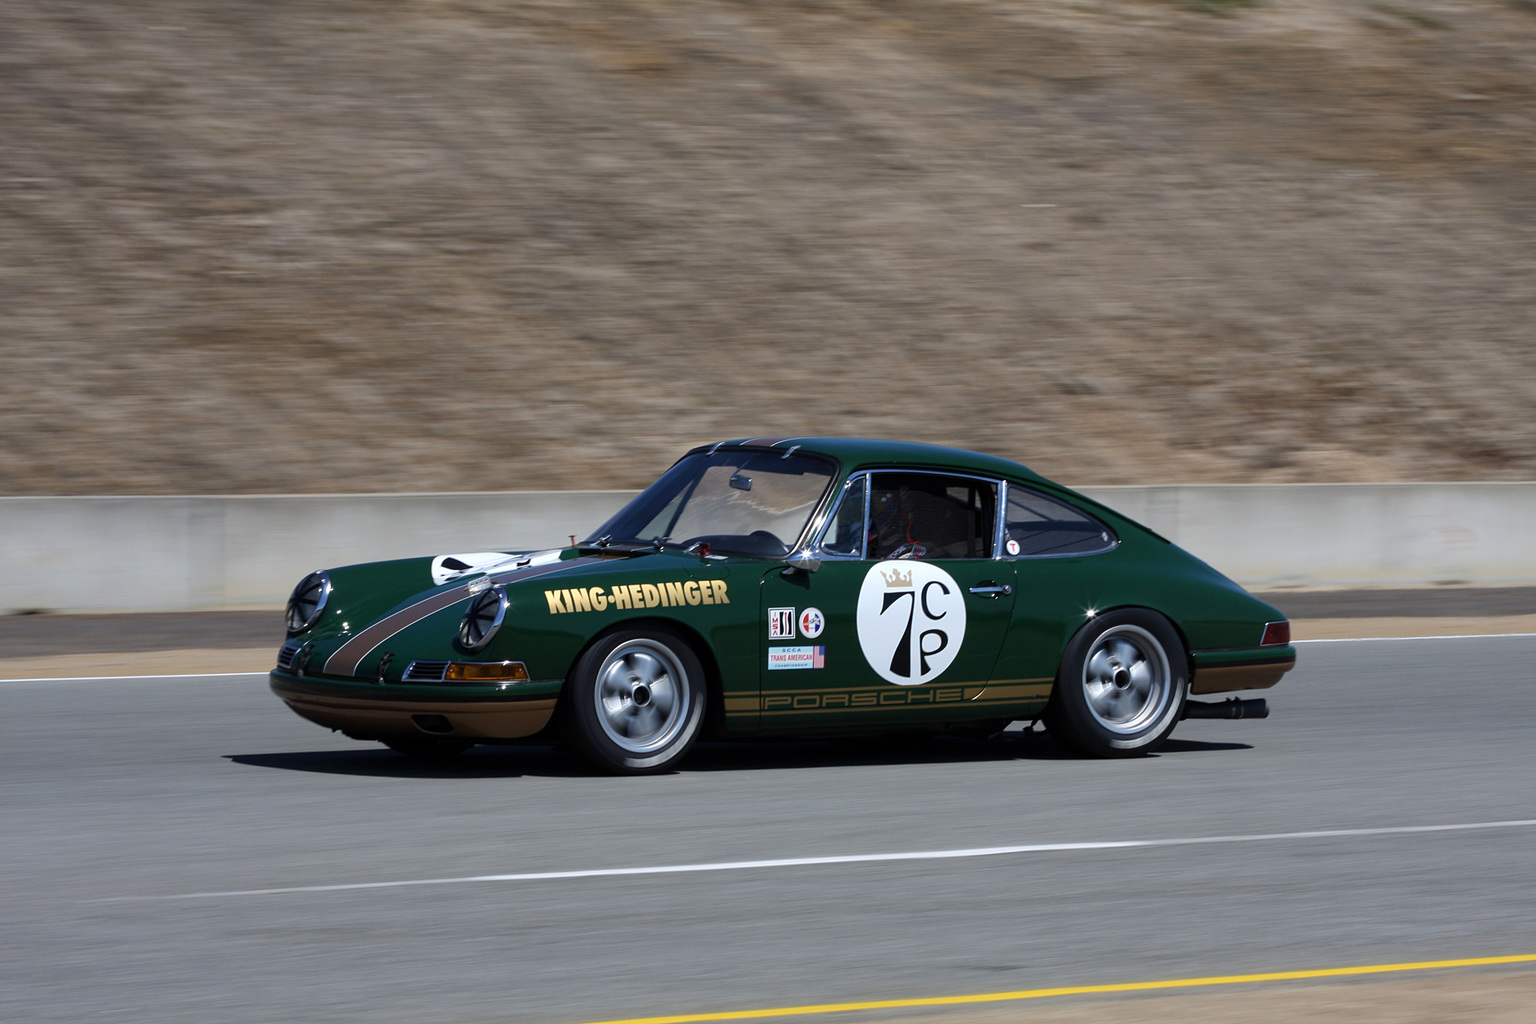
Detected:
left=1183, top=697, right=1269, bottom=720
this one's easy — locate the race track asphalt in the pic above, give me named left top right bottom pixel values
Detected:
left=2, top=636, right=1533, bottom=1024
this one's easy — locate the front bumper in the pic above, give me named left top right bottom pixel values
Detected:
left=270, top=671, right=561, bottom=742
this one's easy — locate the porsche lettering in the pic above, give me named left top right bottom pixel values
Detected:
left=761, top=687, right=976, bottom=711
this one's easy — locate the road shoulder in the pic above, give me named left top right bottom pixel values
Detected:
left=885, top=968, right=1536, bottom=1024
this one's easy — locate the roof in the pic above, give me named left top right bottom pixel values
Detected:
left=698, top=437, right=1047, bottom=483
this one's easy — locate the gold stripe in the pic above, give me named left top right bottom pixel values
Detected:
left=740, top=679, right=1051, bottom=714
left=983, top=683, right=1053, bottom=700
left=754, top=679, right=1051, bottom=697
left=567, top=953, right=1536, bottom=1024
left=758, top=681, right=989, bottom=696
left=755, top=697, right=1045, bottom=717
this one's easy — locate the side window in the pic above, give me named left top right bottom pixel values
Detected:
left=821, top=476, right=868, bottom=557
left=1005, top=487, right=1116, bottom=557
left=868, top=473, right=996, bottom=560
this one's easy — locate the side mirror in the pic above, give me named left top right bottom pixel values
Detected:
left=783, top=550, right=821, bottom=574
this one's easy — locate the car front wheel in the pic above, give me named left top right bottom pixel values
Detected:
left=1045, top=610, right=1187, bottom=757
left=565, top=629, right=707, bottom=774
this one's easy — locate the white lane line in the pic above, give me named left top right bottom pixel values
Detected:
left=104, top=818, right=1536, bottom=902
left=1297, top=633, right=1536, bottom=644
left=0, top=671, right=268, bottom=684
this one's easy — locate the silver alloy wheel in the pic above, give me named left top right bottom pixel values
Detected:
left=593, top=639, right=692, bottom=755
left=1080, top=624, right=1173, bottom=735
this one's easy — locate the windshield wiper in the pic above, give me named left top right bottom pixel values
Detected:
left=573, top=537, right=676, bottom=556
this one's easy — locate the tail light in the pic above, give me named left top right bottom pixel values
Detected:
left=1261, top=621, right=1290, bottom=646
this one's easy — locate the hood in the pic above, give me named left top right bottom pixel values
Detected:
left=288, top=545, right=735, bottom=680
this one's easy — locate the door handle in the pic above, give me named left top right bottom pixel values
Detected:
left=968, top=584, right=1012, bottom=599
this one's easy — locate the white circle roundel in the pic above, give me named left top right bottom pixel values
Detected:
left=856, top=561, right=967, bottom=686
left=798, top=607, right=825, bottom=639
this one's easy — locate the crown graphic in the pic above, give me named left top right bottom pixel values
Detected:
left=881, top=567, right=913, bottom=588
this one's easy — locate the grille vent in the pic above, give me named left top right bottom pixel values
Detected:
left=403, top=660, right=451, bottom=683
left=276, top=643, right=301, bottom=671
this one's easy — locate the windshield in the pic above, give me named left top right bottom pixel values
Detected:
left=586, top=450, right=838, bottom=558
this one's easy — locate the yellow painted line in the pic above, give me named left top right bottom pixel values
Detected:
left=567, top=954, right=1536, bottom=1024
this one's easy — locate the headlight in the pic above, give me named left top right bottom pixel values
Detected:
left=459, top=585, right=508, bottom=652
left=286, top=571, right=332, bottom=633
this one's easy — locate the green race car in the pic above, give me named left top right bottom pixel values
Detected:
left=271, top=438, right=1293, bottom=772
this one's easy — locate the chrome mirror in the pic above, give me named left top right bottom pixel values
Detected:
left=784, top=550, right=821, bottom=574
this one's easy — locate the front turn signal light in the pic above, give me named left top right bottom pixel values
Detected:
left=1260, top=621, right=1290, bottom=646
left=445, top=661, right=530, bottom=683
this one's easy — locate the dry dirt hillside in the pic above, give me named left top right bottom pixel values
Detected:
left=3, top=0, right=1535, bottom=494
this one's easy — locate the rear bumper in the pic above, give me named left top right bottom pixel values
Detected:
left=1189, top=646, right=1296, bottom=694
left=270, top=672, right=559, bottom=741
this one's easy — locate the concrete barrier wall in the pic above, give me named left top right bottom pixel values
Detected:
left=0, top=492, right=635, bottom=614
left=1077, top=483, right=1536, bottom=591
left=2, top=483, right=1532, bottom=612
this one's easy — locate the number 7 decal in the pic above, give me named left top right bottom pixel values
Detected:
left=858, top=562, right=967, bottom=685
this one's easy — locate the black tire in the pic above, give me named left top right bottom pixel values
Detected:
left=564, top=627, right=707, bottom=774
left=383, top=736, right=473, bottom=758
left=1044, top=609, right=1188, bottom=758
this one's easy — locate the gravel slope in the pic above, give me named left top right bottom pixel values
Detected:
left=3, top=1, right=1535, bottom=493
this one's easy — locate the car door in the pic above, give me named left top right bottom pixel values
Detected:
left=986, top=482, right=1126, bottom=721
left=755, top=470, right=1018, bottom=731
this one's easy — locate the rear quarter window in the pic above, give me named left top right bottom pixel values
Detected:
left=1005, top=486, right=1117, bottom=557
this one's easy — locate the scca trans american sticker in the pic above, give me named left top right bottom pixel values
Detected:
left=856, top=561, right=966, bottom=685
left=768, top=646, right=826, bottom=670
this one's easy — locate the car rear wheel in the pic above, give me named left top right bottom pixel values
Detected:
left=565, top=628, right=707, bottom=774
left=382, top=736, right=473, bottom=758
left=1044, top=610, right=1187, bottom=757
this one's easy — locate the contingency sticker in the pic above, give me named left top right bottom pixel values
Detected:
left=856, top=561, right=966, bottom=685
left=767, top=646, right=826, bottom=670
left=798, top=607, right=825, bottom=639
left=769, top=607, right=796, bottom=640
left=544, top=579, right=729, bottom=613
